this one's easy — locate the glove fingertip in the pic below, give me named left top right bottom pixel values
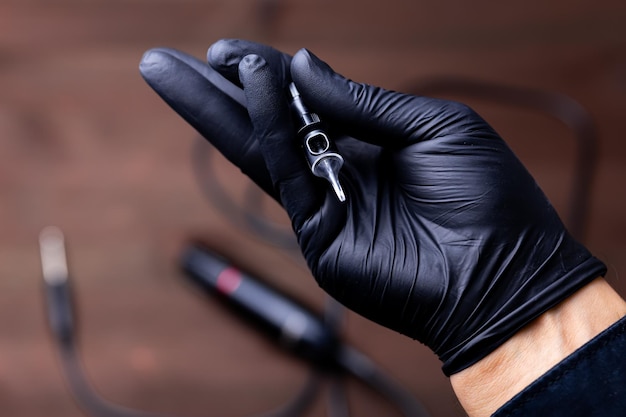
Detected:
left=207, top=39, right=247, bottom=86
left=291, top=48, right=333, bottom=89
left=290, top=49, right=349, bottom=112
left=139, top=48, right=172, bottom=80
left=207, top=39, right=237, bottom=68
left=238, top=53, right=267, bottom=75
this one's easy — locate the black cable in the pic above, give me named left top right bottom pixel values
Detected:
left=336, top=346, right=431, bottom=417
left=191, top=136, right=300, bottom=251
left=57, top=338, right=322, bottom=417
left=59, top=343, right=172, bottom=417
left=249, top=373, right=322, bottom=417
left=326, top=377, right=350, bottom=417
left=40, top=227, right=322, bottom=417
left=40, top=227, right=171, bottom=417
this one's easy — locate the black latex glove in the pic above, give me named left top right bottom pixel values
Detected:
left=139, top=39, right=606, bottom=375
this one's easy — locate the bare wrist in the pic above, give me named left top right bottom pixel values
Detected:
left=450, top=277, right=626, bottom=417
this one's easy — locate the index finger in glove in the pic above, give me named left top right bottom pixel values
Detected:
left=208, top=39, right=292, bottom=90
left=139, top=47, right=275, bottom=196
left=238, top=54, right=323, bottom=231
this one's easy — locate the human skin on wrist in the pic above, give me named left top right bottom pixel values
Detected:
left=449, top=277, right=626, bottom=417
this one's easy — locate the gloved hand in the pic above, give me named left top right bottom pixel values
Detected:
left=139, top=39, right=606, bottom=375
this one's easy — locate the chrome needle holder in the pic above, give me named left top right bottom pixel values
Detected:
left=288, top=82, right=346, bottom=202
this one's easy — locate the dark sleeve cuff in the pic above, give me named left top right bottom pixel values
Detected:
left=493, top=315, right=626, bottom=417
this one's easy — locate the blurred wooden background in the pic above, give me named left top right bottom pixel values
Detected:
left=1, top=1, right=625, bottom=416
